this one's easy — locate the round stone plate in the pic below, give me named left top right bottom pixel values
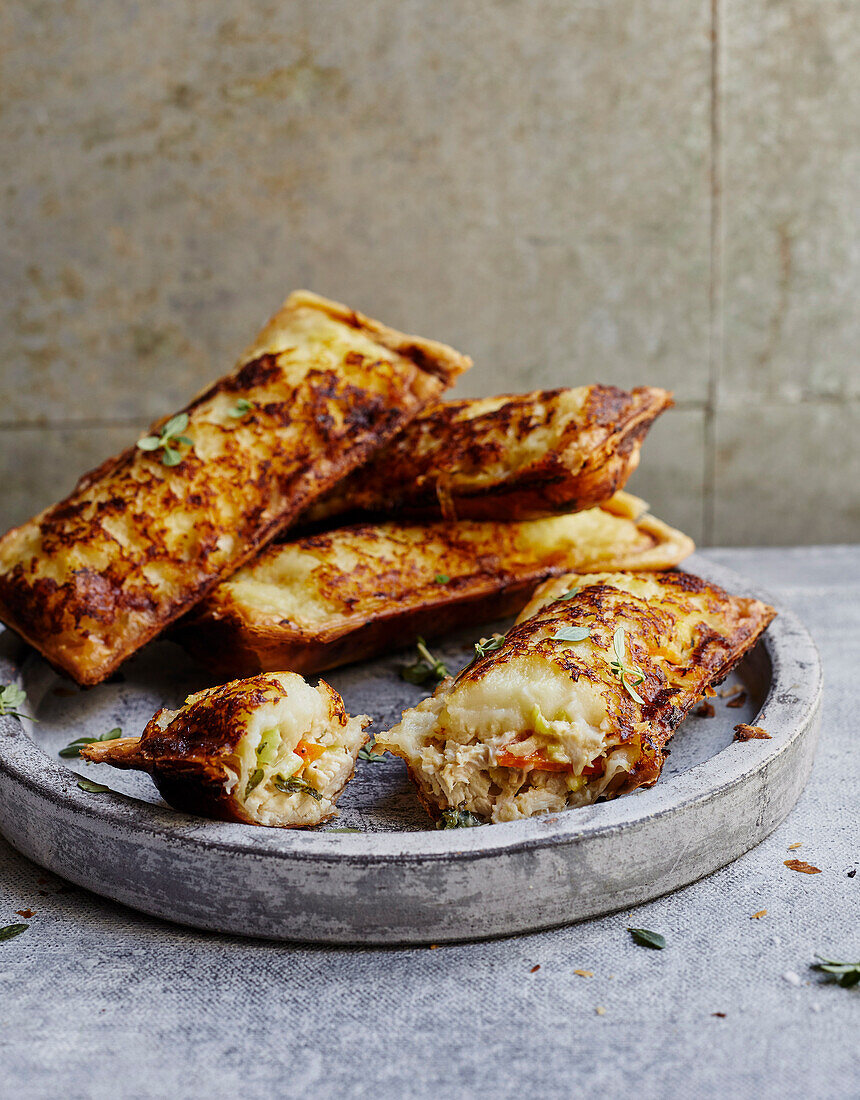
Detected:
left=0, top=554, right=821, bottom=944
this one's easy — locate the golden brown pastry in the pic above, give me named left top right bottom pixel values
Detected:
left=173, top=492, right=694, bottom=679
left=0, top=292, right=470, bottom=685
left=374, top=571, right=775, bottom=824
left=303, top=385, right=672, bottom=524
left=80, top=672, right=369, bottom=828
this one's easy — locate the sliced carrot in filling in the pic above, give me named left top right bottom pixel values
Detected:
left=495, top=745, right=606, bottom=777
left=295, top=739, right=326, bottom=765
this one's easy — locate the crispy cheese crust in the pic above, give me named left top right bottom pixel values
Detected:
left=80, top=672, right=370, bottom=827
left=0, top=292, right=470, bottom=686
left=374, top=571, right=775, bottom=824
left=173, top=492, right=694, bottom=678
left=304, top=385, right=672, bottom=524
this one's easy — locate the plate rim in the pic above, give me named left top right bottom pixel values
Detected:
left=0, top=553, right=823, bottom=866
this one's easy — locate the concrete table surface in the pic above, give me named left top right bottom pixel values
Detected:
left=0, top=546, right=856, bottom=1100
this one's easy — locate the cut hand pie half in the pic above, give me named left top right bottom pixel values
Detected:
left=80, top=672, right=370, bottom=828
left=374, top=571, right=775, bottom=824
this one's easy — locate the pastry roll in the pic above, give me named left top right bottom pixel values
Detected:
left=0, top=291, right=470, bottom=685
left=80, top=672, right=369, bottom=828
left=304, top=385, right=672, bottom=524
left=374, top=571, right=775, bottom=824
left=173, top=492, right=694, bottom=678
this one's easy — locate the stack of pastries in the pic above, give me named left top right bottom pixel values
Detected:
left=0, top=291, right=774, bottom=828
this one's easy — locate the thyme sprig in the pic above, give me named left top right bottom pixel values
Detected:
left=358, top=738, right=385, bottom=763
left=137, top=412, right=194, bottom=467
left=609, top=626, right=646, bottom=704
left=813, top=956, right=860, bottom=988
left=0, top=684, right=32, bottom=722
left=59, top=727, right=122, bottom=758
left=273, top=773, right=323, bottom=801
left=400, top=638, right=449, bottom=686
left=472, top=633, right=506, bottom=659
left=438, top=807, right=484, bottom=829
left=453, top=631, right=507, bottom=684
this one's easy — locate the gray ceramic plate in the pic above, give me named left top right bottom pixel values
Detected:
left=0, top=554, right=821, bottom=944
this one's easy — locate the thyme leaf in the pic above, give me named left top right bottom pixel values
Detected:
left=813, top=957, right=860, bottom=988
left=552, top=626, right=592, bottom=644
left=628, top=927, right=665, bottom=950
left=610, top=625, right=646, bottom=704
left=273, top=773, right=323, bottom=801
left=400, top=638, right=449, bottom=686
left=0, top=684, right=32, bottom=722
left=59, top=727, right=122, bottom=758
left=434, top=573, right=450, bottom=584
left=438, top=807, right=484, bottom=829
left=228, top=398, right=255, bottom=419
left=0, top=923, right=28, bottom=943
left=137, top=412, right=193, bottom=467
left=557, top=587, right=581, bottom=601
left=76, top=777, right=111, bottom=793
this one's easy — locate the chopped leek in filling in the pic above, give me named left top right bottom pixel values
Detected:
left=218, top=676, right=368, bottom=827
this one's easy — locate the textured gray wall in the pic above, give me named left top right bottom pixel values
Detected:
left=1, top=1, right=858, bottom=546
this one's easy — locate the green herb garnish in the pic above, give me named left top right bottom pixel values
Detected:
left=0, top=923, right=28, bottom=943
left=400, top=638, right=449, bottom=686
left=438, top=807, right=484, bottom=829
left=610, top=626, right=646, bottom=704
left=0, top=684, right=31, bottom=722
left=137, top=412, right=194, bottom=467
left=358, top=738, right=384, bottom=763
left=76, top=777, right=111, bottom=793
left=552, top=626, right=592, bottom=644
left=813, top=956, right=860, bottom=988
left=473, top=633, right=506, bottom=659
left=59, top=727, right=122, bottom=758
left=434, top=573, right=450, bottom=585
left=272, top=773, right=323, bottom=801
left=628, top=927, right=665, bottom=950
left=557, top=587, right=581, bottom=601
left=228, top=398, right=255, bottom=419
left=245, top=768, right=265, bottom=798
left=326, top=827, right=362, bottom=833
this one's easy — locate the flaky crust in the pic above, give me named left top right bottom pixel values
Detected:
left=303, top=385, right=672, bottom=525
left=81, top=672, right=368, bottom=826
left=378, top=571, right=776, bottom=821
left=0, top=291, right=470, bottom=686
left=172, top=493, right=695, bottom=679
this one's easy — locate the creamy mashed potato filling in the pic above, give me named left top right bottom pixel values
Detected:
left=220, top=678, right=367, bottom=827
left=379, top=651, right=632, bottom=823
left=376, top=570, right=776, bottom=825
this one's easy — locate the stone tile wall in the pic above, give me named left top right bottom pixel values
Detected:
left=0, top=1, right=857, bottom=545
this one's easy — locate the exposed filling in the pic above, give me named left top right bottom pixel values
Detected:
left=218, top=680, right=367, bottom=826
left=379, top=655, right=640, bottom=824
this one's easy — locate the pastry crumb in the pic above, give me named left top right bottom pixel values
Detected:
left=784, top=860, right=821, bottom=875
left=733, top=723, right=771, bottom=741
